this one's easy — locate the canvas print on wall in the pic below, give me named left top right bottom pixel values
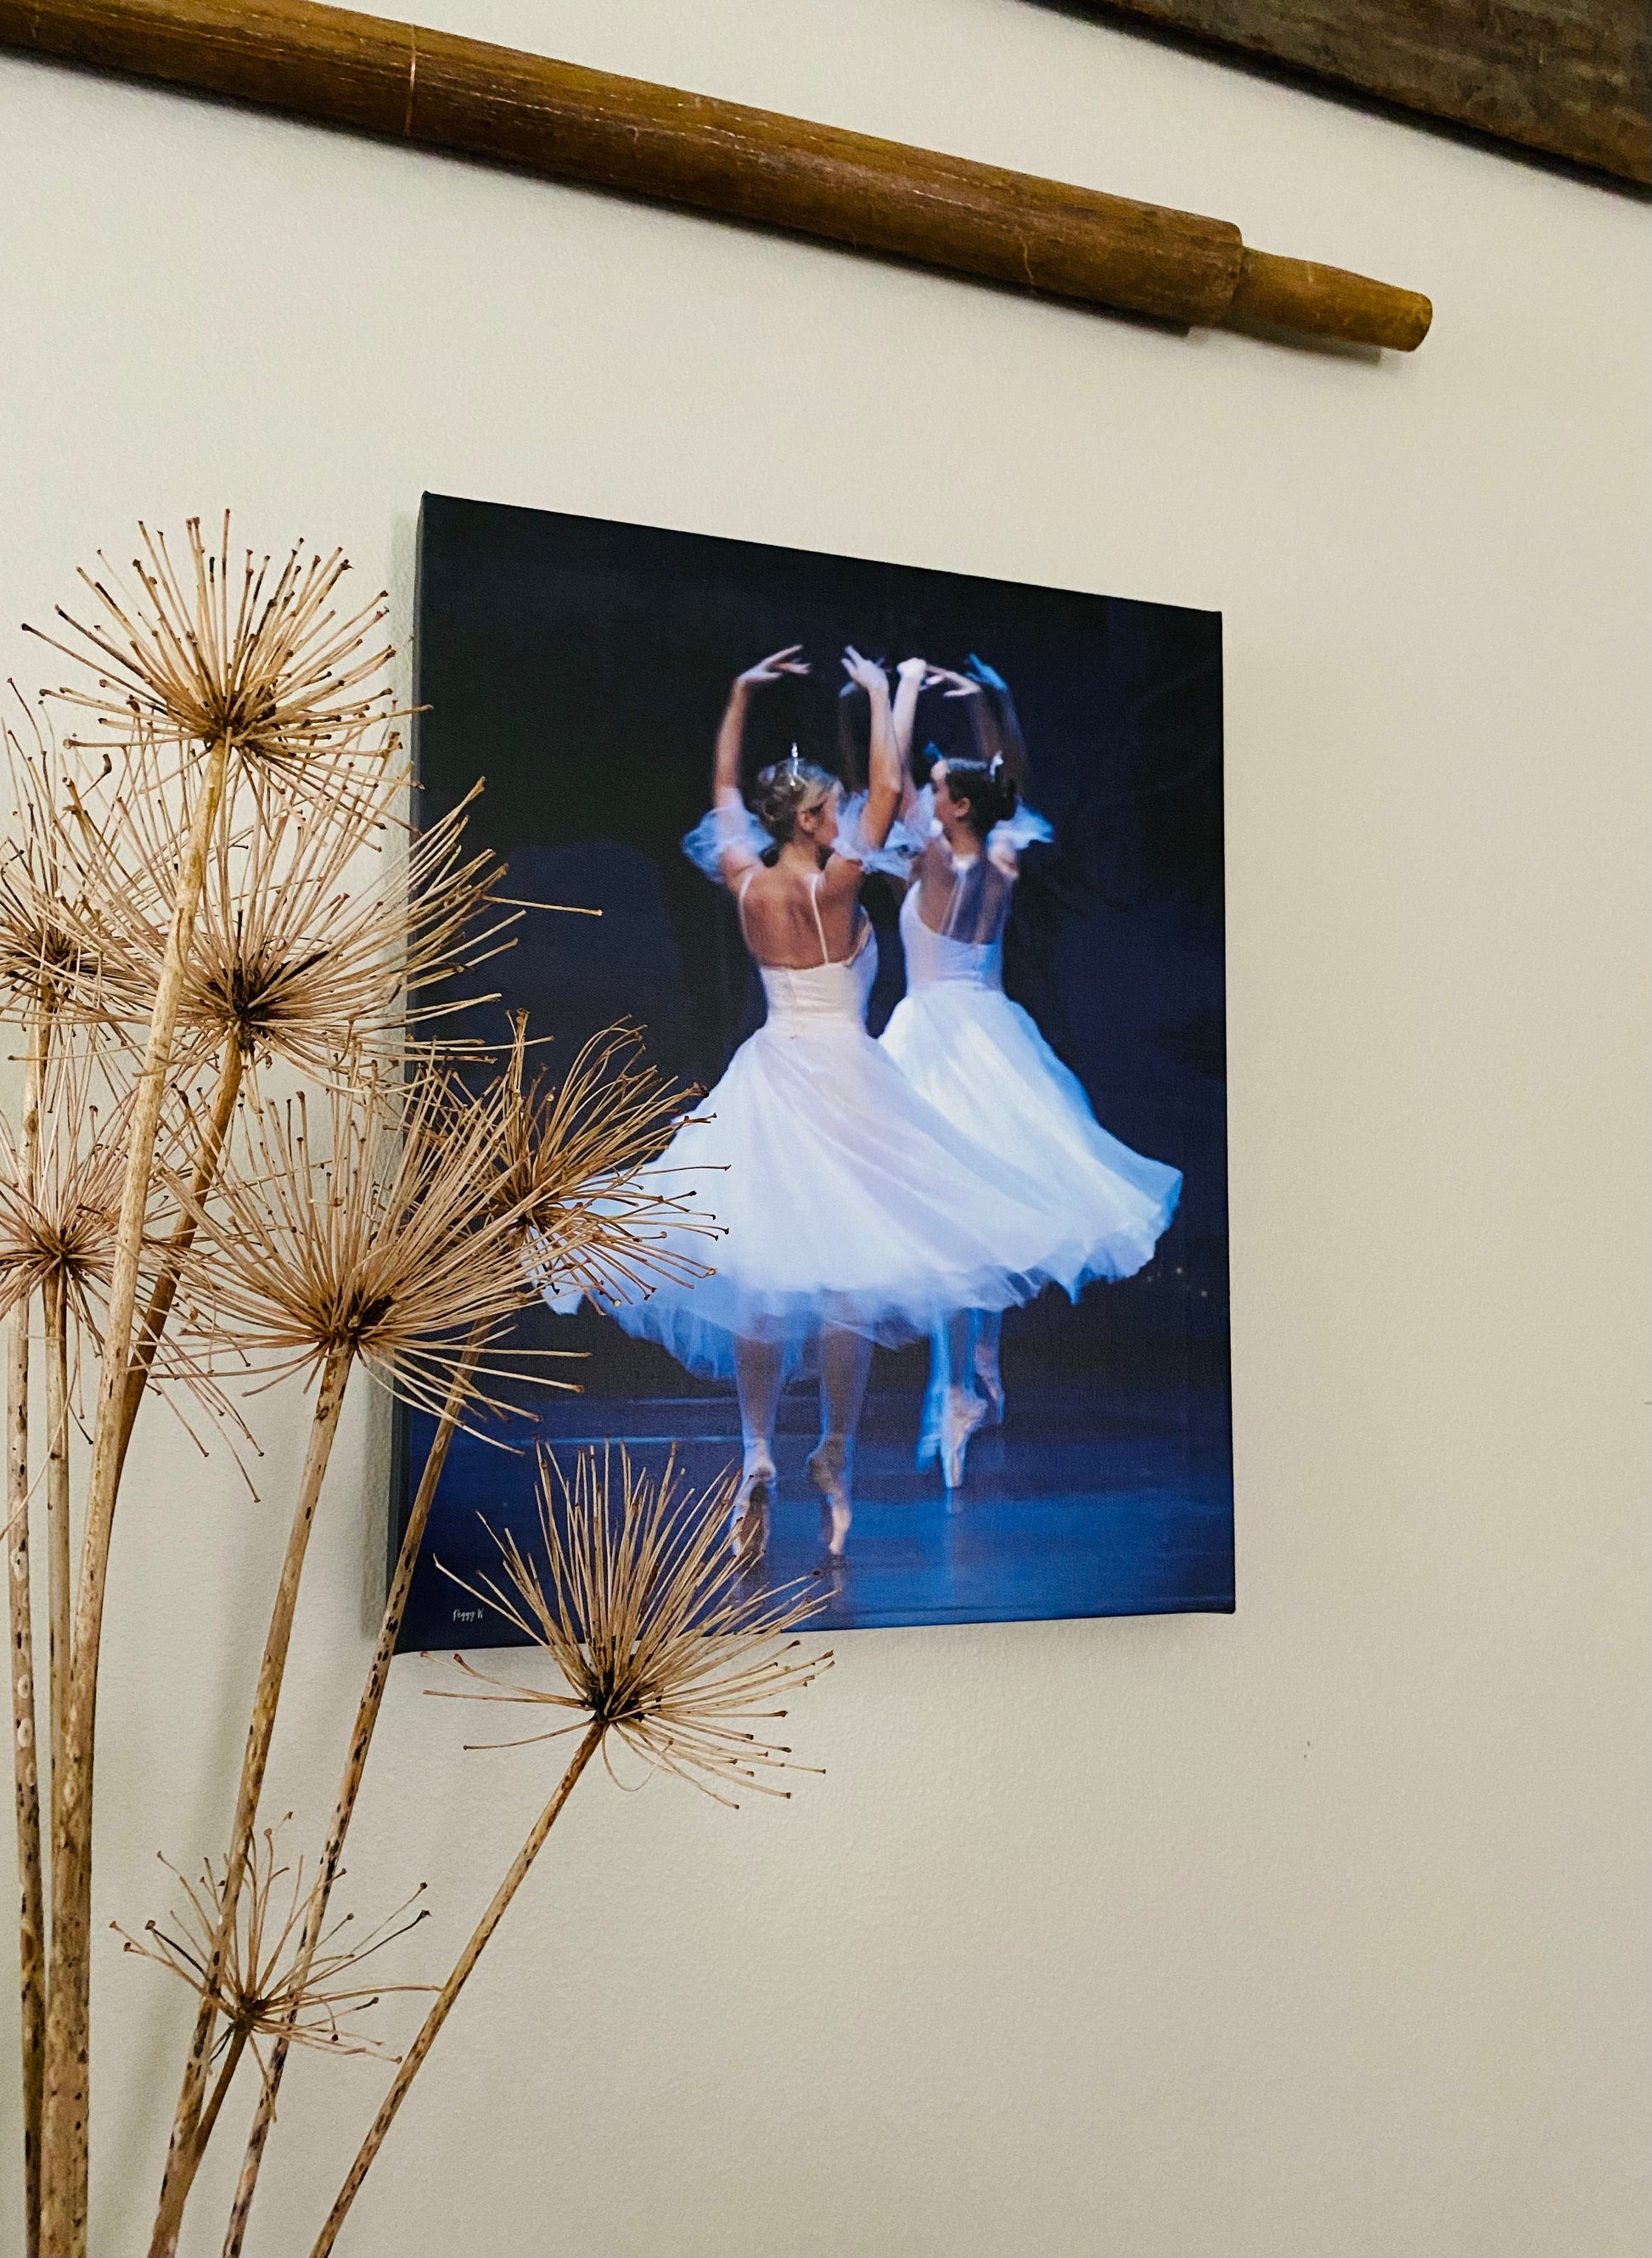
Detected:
left=396, top=493, right=1233, bottom=1640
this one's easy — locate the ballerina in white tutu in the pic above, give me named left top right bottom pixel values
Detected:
left=603, top=645, right=1093, bottom=1560
left=880, top=654, right=1183, bottom=1487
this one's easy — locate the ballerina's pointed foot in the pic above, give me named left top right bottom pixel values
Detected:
left=975, top=1340, right=1005, bottom=1426
left=729, top=1451, right=775, bottom=1564
left=940, top=1387, right=988, bottom=1491
left=806, top=1438, right=852, bottom=1558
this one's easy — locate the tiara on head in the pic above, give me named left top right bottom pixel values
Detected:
left=784, top=743, right=802, bottom=781
left=988, top=753, right=1004, bottom=778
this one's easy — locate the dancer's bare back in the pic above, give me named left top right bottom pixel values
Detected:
left=739, top=857, right=865, bottom=968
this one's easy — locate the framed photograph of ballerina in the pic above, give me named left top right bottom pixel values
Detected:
left=392, top=491, right=1233, bottom=1640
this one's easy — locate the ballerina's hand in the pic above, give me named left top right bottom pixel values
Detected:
left=922, top=664, right=982, bottom=699
left=841, top=645, right=891, bottom=696
left=964, top=652, right=1009, bottom=694
left=736, top=644, right=810, bottom=690
left=895, top=656, right=929, bottom=682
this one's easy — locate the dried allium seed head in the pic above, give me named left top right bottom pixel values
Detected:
left=25, top=516, right=398, bottom=824
left=172, top=1060, right=553, bottom=1422
left=67, top=767, right=517, bottom=1075
left=0, top=1038, right=245, bottom=1441
left=436, top=1447, right=830, bottom=1806
left=495, top=1018, right=718, bottom=1307
left=0, top=699, right=120, bottom=1020
left=115, top=1821, right=431, bottom=2070
left=0, top=1035, right=126, bottom=1338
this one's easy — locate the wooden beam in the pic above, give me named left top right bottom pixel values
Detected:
left=0, top=0, right=1432, bottom=351
left=1069, top=0, right=1649, bottom=187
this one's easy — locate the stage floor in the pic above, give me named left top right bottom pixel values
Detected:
left=396, top=1378, right=1233, bottom=1643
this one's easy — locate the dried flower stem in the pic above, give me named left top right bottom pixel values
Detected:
left=7, top=1004, right=49, bottom=2258
left=222, top=1325, right=483, bottom=2256
left=149, top=1338, right=353, bottom=2258
left=42, top=732, right=232, bottom=2257
left=42, top=1272, right=70, bottom=1796
left=115, top=1042, right=244, bottom=1480
left=312, top=1720, right=605, bottom=2256
left=194, top=2028, right=250, bottom=2165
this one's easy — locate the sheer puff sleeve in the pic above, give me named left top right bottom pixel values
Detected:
left=834, top=789, right=923, bottom=877
left=681, top=801, right=771, bottom=883
left=988, top=804, right=1054, bottom=855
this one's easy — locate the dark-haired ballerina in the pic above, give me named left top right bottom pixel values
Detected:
left=880, top=657, right=1183, bottom=1487
left=603, top=646, right=1091, bottom=1559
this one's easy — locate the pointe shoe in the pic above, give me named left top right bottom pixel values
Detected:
left=729, top=1451, right=774, bottom=1564
left=974, top=1337, right=1005, bottom=1426
left=939, top=1388, right=987, bottom=1491
left=806, top=1437, right=852, bottom=1559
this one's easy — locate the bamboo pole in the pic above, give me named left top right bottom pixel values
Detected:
left=7, top=1009, right=50, bottom=2258
left=149, top=1339, right=354, bottom=2258
left=222, top=1326, right=481, bottom=2256
left=311, top=1721, right=606, bottom=2258
left=0, top=0, right=1431, bottom=350
left=41, top=729, right=232, bottom=2258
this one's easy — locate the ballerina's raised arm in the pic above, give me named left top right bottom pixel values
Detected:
left=710, top=643, right=810, bottom=886
left=841, top=647, right=900, bottom=832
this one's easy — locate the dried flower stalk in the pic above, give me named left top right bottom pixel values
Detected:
left=149, top=1061, right=553, bottom=2255
left=41, top=1276, right=70, bottom=1810
left=312, top=1448, right=829, bottom=2254
left=110, top=773, right=514, bottom=1480
left=5, top=1005, right=48, bottom=2258
left=39, top=518, right=400, bottom=2257
left=46, top=783, right=224, bottom=2254
left=226, top=1024, right=710, bottom=2249
left=219, top=1330, right=481, bottom=2255
left=0, top=518, right=818, bottom=2258
left=116, top=1821, right=431, bottom=2159
left=115, top=1047, right=245, bottom=1485
left=0, top=705, right=108, bottom=2258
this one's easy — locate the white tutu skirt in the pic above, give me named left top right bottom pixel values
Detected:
left=606, top=954, right=1096, bottom=1381
left=880, top=982, right=1182, bottom=1287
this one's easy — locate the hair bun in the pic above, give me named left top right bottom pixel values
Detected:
left=752, top=755, right=836, bottom=844
left=941, top=755, right=1020, bottom=840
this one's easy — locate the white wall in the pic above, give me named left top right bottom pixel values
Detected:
left=2, top=4, right=1647, bottom=2254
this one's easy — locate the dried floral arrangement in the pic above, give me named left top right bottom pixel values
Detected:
left=0, top=520, right=830, bottom=2256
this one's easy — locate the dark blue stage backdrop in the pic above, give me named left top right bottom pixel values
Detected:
left=395, top=493, right=1233, bottom=1642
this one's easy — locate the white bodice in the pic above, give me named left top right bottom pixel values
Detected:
left=899, top=882, right=1003, bottom=992
left=757, top=920, right=878, bottom=1035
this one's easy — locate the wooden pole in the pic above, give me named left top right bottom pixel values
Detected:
left=0, top=0, right=1431, bottom=350
left=1060, top=0, right=1650, bottom=189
